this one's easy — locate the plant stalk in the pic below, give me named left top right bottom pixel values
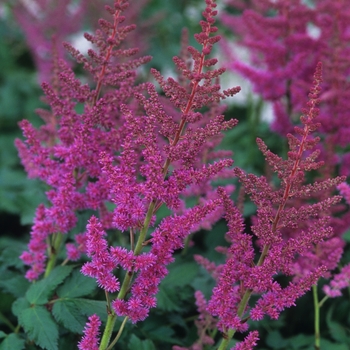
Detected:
left=44, top=232, right=64, bottom=278
left=313, top=284, right=321, bottom=350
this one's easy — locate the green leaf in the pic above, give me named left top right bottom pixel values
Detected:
left=342, top=230, right=350, bottom=243
left=18, top=305, right=58, bottom=350
left=146, top=326, right=176, bottom=344
left=128, top=334, right=156, bottom=350
left=156, top=287, right=181, bottom=312
left=162, top=260, right=199, bottom=287
left=71, top=299, right=107, bottom=322
left=0, top=238, right=26, bottom=269
left=56, top=269, right=97, bottom=298
left=52, top=299, right=87, bottom=334
left=266, top=331, right=288, bottom=349
left=12, top=298, right=30, bottom=317
left=288, top=334, right=314, bottom=349
left=0, top=274, right=30, bottom=298
left=0, top=332, right=5, bottom=339
left=25, top=265, right=73, bottom=305
left=326, top=308, right=350, bottom=344
left=0, top=333, right=25, bottom=350
left=319, top=339, right=348, bottom=350
left=327, top=320, right=349, bottom=344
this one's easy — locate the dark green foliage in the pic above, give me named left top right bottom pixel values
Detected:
left=128, top=334, right=156, bottom=350
left=0, top=332, right=25, bottom=350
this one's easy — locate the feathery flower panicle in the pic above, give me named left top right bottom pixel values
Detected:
left=88, top=0, right=241, bottom=324
left=222, top=0, right=350, bottom=180
left=233, top=331, right=259, bottom=350
left=16, top=0, right=151, bottom=280
left=207, top=64, right=345, bottom=342
left=81, top=217, right=120, bottom=292
left=19, top=1, right=240, bottom=337
left=112, top=199, right=223, bottom=323
left=78, top=314, right=101, bottom=350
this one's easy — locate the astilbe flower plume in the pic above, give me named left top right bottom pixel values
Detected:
left=204, top=64, right=345, bottom=349
left=80, top=0, right=240, bottom=327
left=221, top=0, right=350, bottom=307
left=17, top=0, right=241, bottom=347
left=16, top=0, right=152, bottom=281
left=78, top=314, right=101, bottom=350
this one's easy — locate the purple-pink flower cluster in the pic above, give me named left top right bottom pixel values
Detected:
left=78, top=314, right=101, bottom=350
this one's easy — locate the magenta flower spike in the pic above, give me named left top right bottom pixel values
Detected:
left=207, top=64, right=345, bottom=349
left=78, top=314, right=101, bottom=350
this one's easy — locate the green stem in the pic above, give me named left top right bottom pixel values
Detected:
left=99, top=313, right=117, bottom=350
left=44, top=232, right=64, bottom=278
left=313, top=284, right=321, bottom=350
left=318, top=295, right=328, bottom=308
left=118, top=200, right=156, bottom=301
left=106, top=317, right=128, bottom=350
left=99, top=201, right=156, bottom=349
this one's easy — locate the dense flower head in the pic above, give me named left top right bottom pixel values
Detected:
left=206, top=64, right=344, bottom=336
left=233, top=331, right=259, bottom=350
left=112, top=199, right=223, bottom=323
left=78, top=314, right=101, bottom=350
left=16, top=0, right=152, bottom=278
left=10, top=0, right=350, bottom=349
left=81, top=217, right=120, bottom=292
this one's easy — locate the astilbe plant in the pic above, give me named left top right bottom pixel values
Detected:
left=192, top=63, right=345, bottom=350
left=221, top=1, right=350, bottom=346
left=10, top=0, right=350, bottom=349
left=16, top=0, right=241, bottom=348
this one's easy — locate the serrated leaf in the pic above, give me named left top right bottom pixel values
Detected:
left=327, top=319, right=349, bottom=344
left=156, top=287, right=181, bottom=312
left=0, top=274, right=30, bottom=298
left=0, top=239, right=26, bottom=269
left=19, top=305, right=58, bottom=350
left=71, top=299, right=107, bottom=321
left=326, top=306, right=350, bottom=344
left=128, top=334, right=156, bottom=350
left=162, top=261, right=198, bottom=287
left=12, top=298, right=30, bottom=317
left=57, top=269, right=97, bottom=298
left=0, top=333, right=25, bottom=350
left=147, top=326, right=176, bottom=343
left=52, top=299, right=86, bottom=334
left=26, top=265, right=73, bottom=304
